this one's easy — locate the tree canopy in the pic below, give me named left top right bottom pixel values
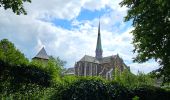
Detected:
left=120, top=0, right=170, bottom=83
left=0, top=39, right=29, bottom=65
left=0, top=0, right=31, bottom=15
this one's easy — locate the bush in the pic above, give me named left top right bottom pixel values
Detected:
left=51, top=77, right=132, bottom=100
left=0, top=84, right=55, bottom=100
left=50, top=77, right=170, bottom=100
left=132, top=85, right=170, bottom=100
left=10, top=65, right=51, bottom=87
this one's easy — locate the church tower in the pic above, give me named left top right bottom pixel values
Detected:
left=95, top=21, right=103, bottom=59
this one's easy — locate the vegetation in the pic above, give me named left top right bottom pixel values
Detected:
left=114, top=68, right=155, bottom=88
left=0, top=39, right=29, bottom=65
left=0, top=0, right=31, bottom=15
left=0, top=39, right=170, bottom=99
left=0, top=39, right=62, bottom=98
left=52, top=77, right=170, bottom=100
left=120, top=0, right=170, bottom=83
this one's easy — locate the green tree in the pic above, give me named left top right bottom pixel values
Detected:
left=120, top=0, right=170, bottom=83
left=0, top=39, right=28, bottom=65
left=46, top=58, right=61, bottom=83
left=30, top=56, right=65, bottom=83
left=119, top=69, right=137, bottom=87
left=49, top=56, right=66, bottom=68
left=49, top=56, right=66, bottom=74
left=137, top=71, right=154, bottom=86
left=0, top=0, right=31, bottom=15
left=113, top=67, right=155, bottom=87
left=113, top=67, right=138, bottom=88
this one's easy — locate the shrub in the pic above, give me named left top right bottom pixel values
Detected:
left=132, top=96, right=139, bottom=100
left=10, top=65, right=51, bottom=87
left=51, top=77, right=132, bottom=100
left=132, top=85, right=170, bottom=100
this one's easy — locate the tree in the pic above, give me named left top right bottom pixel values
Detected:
left=113, top=67, right=137, bottom=88
left=52, top=56, right=66, bottom=67
left=0, top=39, right=29, bottom=65
left=49, top=56, right=66, bottom=71
left=120, top=0, right=170, bottom=83
left=119, top=69, right=137, bottom=87
left=136, top=71, right=154, bottom=86
left=113, top=67, right=155, bottom=87
left=0, top=0, right=31, bottom=15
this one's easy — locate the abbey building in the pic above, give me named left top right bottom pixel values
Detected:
left=74, top=22, right=129, bottom=79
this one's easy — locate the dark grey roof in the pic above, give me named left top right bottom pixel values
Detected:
left=101, top=55, right=116, bottom=63
left=80, top=55, right=99, bottom=63
left=79, top=55, right=118, bottom=64
left=33, top=47, right=49, bottom=60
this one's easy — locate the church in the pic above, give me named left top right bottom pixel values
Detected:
left=74, top=22, right=129, bottom=79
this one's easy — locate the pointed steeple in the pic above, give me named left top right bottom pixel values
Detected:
left=33, top=47, right=49, bottom=60
left=95, top=21, right=103, bottom=59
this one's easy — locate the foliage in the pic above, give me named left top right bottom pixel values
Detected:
left=51, top=77, right=170, bottom=100
left=136, top=72, right=154, bottom=86
left=30, top=59, right=62, bottom=84
left=113, top=68, right=135, bottom=88
left=0, top=60, right=51, bottom=91
left=0, top=0, right=31, bottom=15
left=113, top=66, right=121, bottom=82
left=61, top=75, right=78, bottom=85
left=46, top=59, right=62, bottom=83
left=49, top=56, right=66, bottom=67
left=0, top=39, right=29, bottom=66
left=0, top=84, right=55, bottom=100
left=119, top=69, right=137, bottom=88
left=51, top=77, right=132, bottom=100
left=132, top=96, right=139, bottom=100
left=10, top=65, right=51, bottom=87
left=120, top=0, right=170, bottom=83
left=132, top=85, right=170, bottom=100
left=113, top=67, right=155, bottom=88
left=48, top=56, right=66, bottom=75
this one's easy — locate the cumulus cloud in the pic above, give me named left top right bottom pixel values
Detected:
left=0, top=0, right=159, bottom=74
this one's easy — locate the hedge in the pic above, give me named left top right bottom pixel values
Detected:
left=51, top=78, right=170, bottom=100
left=51, top=78, right=133, bottom=100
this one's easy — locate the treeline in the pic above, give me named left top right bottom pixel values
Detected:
left=0, top=39, right=170, bottom=100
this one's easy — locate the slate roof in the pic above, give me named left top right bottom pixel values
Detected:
left=101, top=55, right=116, bottom=63
left=33, top=47, right=49, bottom=60
left=80, top=55, right=99, bottom=63
left=79, top=55, right=118, bottom=64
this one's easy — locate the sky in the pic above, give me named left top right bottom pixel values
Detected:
left=0, top=0, right=160, bottom=74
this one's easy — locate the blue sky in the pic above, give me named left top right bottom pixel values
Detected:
left=0, top=0, right=159, bottom=74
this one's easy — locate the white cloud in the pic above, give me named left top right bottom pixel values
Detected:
left=129, top=61, right=160, bottom=74
left=0, top=0, right=160, bottom=74
left=25, top=0, right=83, bottom=20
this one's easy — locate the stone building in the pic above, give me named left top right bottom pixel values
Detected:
left=32, top=47, right=49, bottom=62
left=74, top=22, right=129, bottom=79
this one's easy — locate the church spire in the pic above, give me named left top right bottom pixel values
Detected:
left=95, top=21, right=103, bottom=59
